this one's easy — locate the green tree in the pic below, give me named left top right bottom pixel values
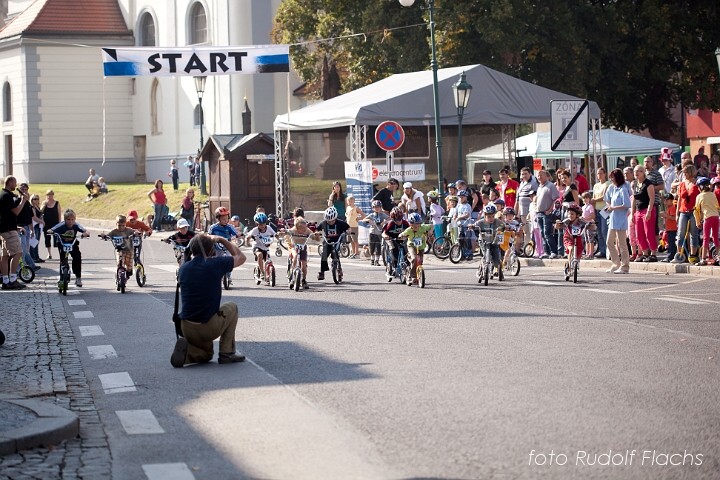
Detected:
left=273, top=0, right=720, bottom=140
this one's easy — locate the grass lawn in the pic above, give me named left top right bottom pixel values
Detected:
left=27, top=174, right=441, bottom=221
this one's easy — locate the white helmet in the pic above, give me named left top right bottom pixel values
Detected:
left=324, top=207, right=338, bottom=221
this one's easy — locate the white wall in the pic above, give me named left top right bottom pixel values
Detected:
left=0, top=43, right=26, bottom=179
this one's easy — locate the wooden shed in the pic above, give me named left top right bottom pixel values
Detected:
left=200, top=133, right=276, bottom=221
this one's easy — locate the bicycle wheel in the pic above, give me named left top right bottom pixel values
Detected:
left=484, top=264, right=490, bottom=286
left=432, top=235, right=451, bottom=259
left=268, top=265, right=276, bottom=287
left=523, top=242, right=536, bottom=258
left=449, top=244, right=463, bottom=264
left=340, top=244, right=350, bottom=258
left=120, top=273, right=126, bottom=293
left=18, top=264, right=35, bottom=283
left=61, top=279, right=68, bottom=295
left=332, top=261, right=339, bottom=284
left=276, top=246, right=283, bottom=257
left=135, top=263, right=146, bottom=287
left=0, top=329, right=4, bottom=346
left=254, top=267, right=262, bottom=285
left=317, top=244, right=323, bottom=257
left=573, top=261, right=579, bottom=283
left=294, top=270, right=301, bottom=291
left=418, top=266, right=425, bottom=288
left=399, top=266, right=406, bottom=285
left=223, top=274, right=230, bottom=290
left=509, top=256, right=521, bottom=276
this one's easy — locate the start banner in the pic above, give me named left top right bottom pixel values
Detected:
left=102, top=45, right=289, bottom=77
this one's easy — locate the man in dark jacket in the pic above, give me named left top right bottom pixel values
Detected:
left=0, top=176, right=28, bottom=289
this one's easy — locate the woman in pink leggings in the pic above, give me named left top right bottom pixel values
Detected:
left=630, top=165, right=657, bottom=262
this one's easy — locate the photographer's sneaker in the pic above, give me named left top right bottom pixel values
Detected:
left=170, top=338, right=188, bottom=368
left=218, top=352, right=245, bottom=364
left=75, top=278, right=83, bottom=287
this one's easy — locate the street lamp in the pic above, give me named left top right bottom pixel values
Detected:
left=452, top=71, right=472, bottom=181
left=194, top=75, right=207, bottom=195
left=399, top=0, right=443, bottom=197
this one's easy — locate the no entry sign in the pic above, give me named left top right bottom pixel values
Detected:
left=375, top=121, right=405, bottom=152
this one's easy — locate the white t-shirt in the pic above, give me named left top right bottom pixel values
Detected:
left=248, top=226, right=276, bottom=251
left=402, top=190, right=426, bottom=213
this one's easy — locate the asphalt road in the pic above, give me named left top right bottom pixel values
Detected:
left=40, top=233, right=720, bottom=480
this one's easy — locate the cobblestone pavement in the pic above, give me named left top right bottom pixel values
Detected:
left=0, top=281, right=111, bottom=480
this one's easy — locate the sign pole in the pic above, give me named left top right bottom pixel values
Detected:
left=386, top=151, right=394, bottom=175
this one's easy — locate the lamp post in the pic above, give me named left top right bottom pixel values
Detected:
left=194, top=75, right=207, bottom=195
left=452, top=71, right=472, bottom=181
left=716, top=48, right=720, bottom=75
left=399, top=0, right=443, bottom=196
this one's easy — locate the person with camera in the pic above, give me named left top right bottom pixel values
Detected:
left=0, top=176, right=28, bottom=290
left=171, top=233, right=247, bottom=368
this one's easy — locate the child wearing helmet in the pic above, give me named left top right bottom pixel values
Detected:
left=555, top=203, right=586, bottom=261
left=427, top=190, right=445, bottom=243
left=713, top=176, right=720, bottom=205
left=361, top=200, right=389, bottom=266
left=316, top=207, right=350, bottom=280
left=126, top=210, right=153, bottom=236
left=400, top=212, right=432, bottom=285
left=163, top=218, right=196, bottom=263
left=580, top=191, right=596, bottom=259
left=208, top=206, right=238, bottom=241
left=501, top=207, right=520, bottom=267
left=382, top=207, right=410, bottom=275
left=248, top=212, right=277, bottom=280
left=472, top=204, right=505, bottom=279
left=694, top=177, right=719, bottom=265
left=283, top=216, right=318, bottom=289
left=445, top=195, right=459, bottom=243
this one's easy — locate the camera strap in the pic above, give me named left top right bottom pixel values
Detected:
left=172, top=283, right=183, bottom=339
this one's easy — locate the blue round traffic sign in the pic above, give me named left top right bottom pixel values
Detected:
left=375, top=121, right=405, bottom=152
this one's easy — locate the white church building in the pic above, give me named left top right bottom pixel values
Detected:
left=0, top=0, right=299, bottom=183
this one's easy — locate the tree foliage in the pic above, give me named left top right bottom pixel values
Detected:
left=272, top=0, right=720, bottom=140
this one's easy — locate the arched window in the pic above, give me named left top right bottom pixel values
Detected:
left=2, top=82, right=10, bottom=122
left=193, top=104, right=202, bottom=127
left=138, top=12, right=156, bottom=46
left=151, top=79, right=162, bottom=135
left=188, top=2, right=208, bottom=45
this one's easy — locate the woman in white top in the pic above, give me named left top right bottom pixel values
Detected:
left=401, top=182, right=425, bottom=216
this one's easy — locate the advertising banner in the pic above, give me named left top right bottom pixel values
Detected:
left=344, top=161, right=373, bottom=246
left=372, top=163, right=426, bottom=184
left=102, top=45, right=289, bottom=77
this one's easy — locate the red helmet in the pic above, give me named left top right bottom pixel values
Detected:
left=215, top=206, right=230, bottom=218
left=390, top=207, right=404, bottom=221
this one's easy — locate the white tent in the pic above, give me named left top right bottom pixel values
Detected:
left=511, top=129, right=680, bottom=159
left=274, top=64, right=601, bottom=130
left=465, top=129, right=681, bottom=183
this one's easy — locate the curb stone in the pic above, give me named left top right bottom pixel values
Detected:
left=0, top=398, right=79, bottom=456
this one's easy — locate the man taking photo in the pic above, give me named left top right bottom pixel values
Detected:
left=171, top=233, right=247, bottom=367
left=0, top=176, right=28, bottom=290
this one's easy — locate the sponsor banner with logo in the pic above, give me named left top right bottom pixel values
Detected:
left=371, top=163, right=426, bottom=184
left=344, top=161, right=373, bottom=245
left=102, top=45, right=289, bottom=77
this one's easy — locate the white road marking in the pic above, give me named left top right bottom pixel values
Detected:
left=142, top=463, right=195, bottom=480
left=524, top=280, right=557, bottom=286
left=78, top=325, right=103, bottom=336
left=73, top=310, right=94, bottom=319
left=654, top=297, right=696, bottom=305
left=65, top=290, right=81, bottom=295
left=67, top=299, right=86, bottom=305
left=628, top=277, right=710, bottom=293
left=87, top=345, right=117, bottom=360
left=584, top=288, right=624, bottom=294
left=116, top=410, right=165, bottom=435
left=659, top=295, right=720, bottom=305
left=149, top=264, right=178, bottom=273
left=99, top=372, right=137, bottom=394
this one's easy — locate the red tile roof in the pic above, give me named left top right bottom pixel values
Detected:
left=0, top=0, right=131, bottom=39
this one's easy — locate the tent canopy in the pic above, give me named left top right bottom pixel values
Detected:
left=467, top=129, right=681, bottom=162
left=274, top=64, right=601, bottom=131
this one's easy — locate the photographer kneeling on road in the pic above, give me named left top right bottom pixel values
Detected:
left=171, top=233, right=246, bottom=368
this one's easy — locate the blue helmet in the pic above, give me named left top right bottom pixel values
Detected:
left=696, top=177, right=710, bottom=187
left=408, top=212, right=423, bottom=224
left=253, top=213, right=268, bottom=224
left=457, top=190, right=468, bottom=197
left=483, top=204, right=497, bottom=215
